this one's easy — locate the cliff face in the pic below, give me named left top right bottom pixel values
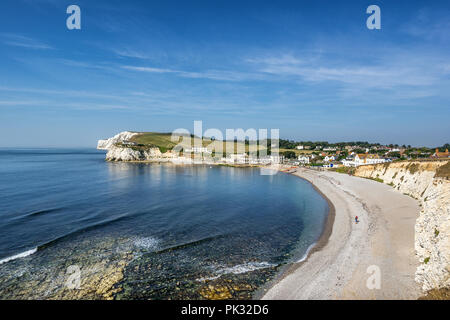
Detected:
left=355, top=161, right=450, bottom=292
left=97, top=131, right=191, bottom=163
left=97, top=131, right=138, bottom=150
left=104, top=144, right=163, bottom=161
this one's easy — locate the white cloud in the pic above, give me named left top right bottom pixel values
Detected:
left=121, top=65, right=262, bottom=82
left=0, top=33, right=53, bottom=50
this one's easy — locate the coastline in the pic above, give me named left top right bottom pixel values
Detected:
left=262, top=167, right=422, bottom=300
left=253, top=170, right=335, bottom=299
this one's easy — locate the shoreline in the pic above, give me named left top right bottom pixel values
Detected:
left=262, top=167, right=422, bottom=300
left=253, top=168, right=335, bottom=298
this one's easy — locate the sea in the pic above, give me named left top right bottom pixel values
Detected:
left=0, top=148, right=328, bottom=299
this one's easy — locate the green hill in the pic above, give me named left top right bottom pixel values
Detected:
left=128, top=132, right=269, bottom=154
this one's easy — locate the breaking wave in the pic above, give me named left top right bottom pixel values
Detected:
left=133, top=237, right=161, bottom=250
left=0, top=248, right=37, bottom=265
left=197, top=261, right=277, bottom=281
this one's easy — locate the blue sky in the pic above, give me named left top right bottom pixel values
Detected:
left=0, top=0, right=449, bottom=147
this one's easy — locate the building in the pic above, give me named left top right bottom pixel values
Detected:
left=432, top=148, right=449, bottom=158
left=342, top=153, right=386, bottom=167
left=184, top=146, right=212, bottom=154
left=230, top=153, right=248, bottom=163
left=296, top=145, right=304, bottom=150
left=297, top=155, right=310, bottom=164
left=324, top=155, right=336, bottom=162
left=323, top=162, right=340, bottom=168
left=323, top=147, right=338, bottom=151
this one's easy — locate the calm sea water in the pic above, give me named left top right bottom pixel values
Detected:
left=0, top=149, right=328, bottom=299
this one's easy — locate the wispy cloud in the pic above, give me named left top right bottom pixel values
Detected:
left=400, top=8, right=450, bottom=42
left=0, top=33, right=53, bottom=50
left=246, top=54, right=304, bottom=66
left=246, top=49, right=448, bottom=93
left=121, top=65, right=262, bottom=82
left=113, top=48, right=155, bottom=60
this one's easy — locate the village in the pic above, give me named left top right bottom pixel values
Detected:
left=289, top=143, right=450, bottom=168
left=117, top=138, right=450, bottom=168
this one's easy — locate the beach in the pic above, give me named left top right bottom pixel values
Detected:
left=263, top=167, right=421, bottom=300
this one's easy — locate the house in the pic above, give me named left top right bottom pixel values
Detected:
left=184, top=146, right=212, bottom=154
left=297, top=155, right=310, bottom=164
left=296, top=145, right=304, bottom=150
left=269, top=155, right=284, bottom=164
left=323, top=162, right=340, bottom=168
left=342, top=153, right=386, bottom=167
left=229, top=153, right=248, bottom=164
left=324, top=155, right=336, bottom=162
left=432, top=148, right=450, bottom=158
left=323, top=147, right=338, bottom=151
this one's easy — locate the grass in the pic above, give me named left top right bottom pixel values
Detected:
left=434, top=161, right=450, bottom=179
left=407, top=163, right=420, bottom=174
left=129, top=132, right=268, bottom=155
left=130, top=132, right=180, bottom=150
left=279, top=148, right=314, bottom=155
left=330, top=166, right=355, bottom=175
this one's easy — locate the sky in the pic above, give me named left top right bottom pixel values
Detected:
left=0, top=0, right=449, bottom=147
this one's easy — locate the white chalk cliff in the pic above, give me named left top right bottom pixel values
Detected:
left=97, top=131, right=139, bottom=150
left=97, top=131, right=192, bottom=163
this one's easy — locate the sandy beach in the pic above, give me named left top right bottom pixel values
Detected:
left=263, top=167, right=421, bottom=300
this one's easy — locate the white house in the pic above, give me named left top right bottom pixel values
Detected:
left=342, top=154, right=386, bottom=167
left=184, top=146, right=211, bottom=154
left=296, top=145, right=304, bottom=150
left=297, top=155, right=310, bottom=164
left=229, top=153, right=248, bottom=164
left=324, top=155, right=336, bottom=162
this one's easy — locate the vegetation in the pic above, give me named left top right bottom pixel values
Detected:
left=330, top=166, right=355, bottom=175
left=129, top=132, right=269, bottom=155
left=279, top=148, right=313, bottom=155
left=434, top=161, right=450, bottom=179
left=120, top=133, right=449, bottom=161
left=407, top=163, right=420, bottom=174
left=280, top=150, right=297, bottom=159
left=419, top=287, right=450, bottom=300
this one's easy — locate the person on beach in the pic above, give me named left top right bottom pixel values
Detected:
left=355, top=216, right=359, bottom=223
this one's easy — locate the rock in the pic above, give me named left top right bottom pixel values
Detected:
left=97, top=131, right=138, bottom=150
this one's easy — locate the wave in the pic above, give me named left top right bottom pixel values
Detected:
left=197, top=261, right=277, bottom=281
left=0, top=248, right=37, bottom=265
left=133, top=237, right=160, bottom=250
left=297, top=242, right=316, bottom=263
left=37, top=214, right=134, bottom=251
left=154, top=234, right=227, bottom=254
